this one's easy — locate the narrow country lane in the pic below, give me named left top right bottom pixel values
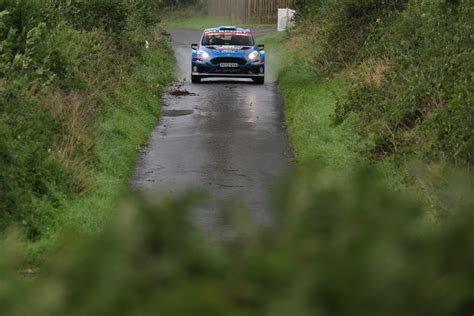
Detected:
left=131, top=29, right=292, bottom=237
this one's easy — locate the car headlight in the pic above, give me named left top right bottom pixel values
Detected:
left=248, top=50, right=260, bottom=61
left=197, top=50, right=210, bottom=61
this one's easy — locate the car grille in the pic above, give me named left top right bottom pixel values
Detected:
left=197, top=64, right=262, bottom=75
left=210, top=57, right=247, bottom=65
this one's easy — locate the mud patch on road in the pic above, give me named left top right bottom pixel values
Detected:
left=168, top=89, right=198, bottom=96
left=166, top=80, right=198, bottom=97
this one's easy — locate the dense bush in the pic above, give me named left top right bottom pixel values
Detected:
left=291, top=0, right=473, bottom=166
left=0, top=0, right=172, bottom=238
left=293, top=0, right=407, bottom=73
left=1, top=168, right=473, bottom=315
left=336, top=0, right=473, bottom=165
left=46, top=0, right=129, bottom=34
left=0, top=87, right=67, bottom=239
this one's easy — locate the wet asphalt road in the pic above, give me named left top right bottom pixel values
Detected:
left=131, top=29, right=291, bottom=236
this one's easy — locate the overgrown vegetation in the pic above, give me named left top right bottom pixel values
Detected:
left=259, top=0, right=473, bottom=212
left=0, top=0, right=174, bottom=243
left=0, top=2, right=473, bottom=313
left=291, top=0, right=473, bottom=166
left=1, top=167, right=473, bottom=315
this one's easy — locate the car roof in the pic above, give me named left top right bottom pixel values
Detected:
left=204, top=26, right=252, bottom=33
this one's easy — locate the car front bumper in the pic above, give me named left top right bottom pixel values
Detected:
left=192, top=60, right=265, bottom=78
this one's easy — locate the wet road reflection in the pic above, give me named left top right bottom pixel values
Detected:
left=131, top=29, right=291, bottom=237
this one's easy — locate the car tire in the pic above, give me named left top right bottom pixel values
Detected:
left=191, top=75, right=201, bottom=83
left=253, top=77, right=264, bottom=84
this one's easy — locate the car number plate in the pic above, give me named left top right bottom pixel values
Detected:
left=220, top=63, right=239, bottom=68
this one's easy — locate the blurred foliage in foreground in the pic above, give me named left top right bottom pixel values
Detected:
left=1, top=167, right=473, bottom=315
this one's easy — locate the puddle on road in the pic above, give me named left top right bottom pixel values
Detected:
left=161, top=109, right=194, bottom=117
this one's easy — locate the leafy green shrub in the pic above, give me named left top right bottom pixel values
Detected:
left=1, top=168, right=473, bottom=315
left=0, top=1, right=49, bottom=80
left=45, top=0, right=128, bottom=34
left=0, top=87, right=69, bottom=239
left=0, top=0, right=173, bottom=239
left=292, top=0, right=407, bottom=73
left=0, top=19, right=120, bottom=238
left=126, top=0, right=162, bottom=28
left=335, top=0, right=473, bottom=165
left=290, top=0, right=473, bottom=166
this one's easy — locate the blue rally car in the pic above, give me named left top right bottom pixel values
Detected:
left=191, top=26, right=265, bottom=84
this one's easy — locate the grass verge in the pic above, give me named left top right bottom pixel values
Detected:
left=258, top=32, right=407, bottom=190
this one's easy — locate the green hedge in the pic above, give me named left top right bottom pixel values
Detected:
left=0, top=0, right=173, bottom=239
left=292, top=0, right=473, bottom=166
left=293, top=0, right=408, bottom=73
left=336, top=0, right=473, bottom=164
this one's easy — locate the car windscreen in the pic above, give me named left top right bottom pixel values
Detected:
left=201, top=32, right=254, bottom=46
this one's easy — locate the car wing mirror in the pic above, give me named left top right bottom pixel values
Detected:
left=191, top=43, right=198, bottom=50
left=258, top=44, right=264, bottom=51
